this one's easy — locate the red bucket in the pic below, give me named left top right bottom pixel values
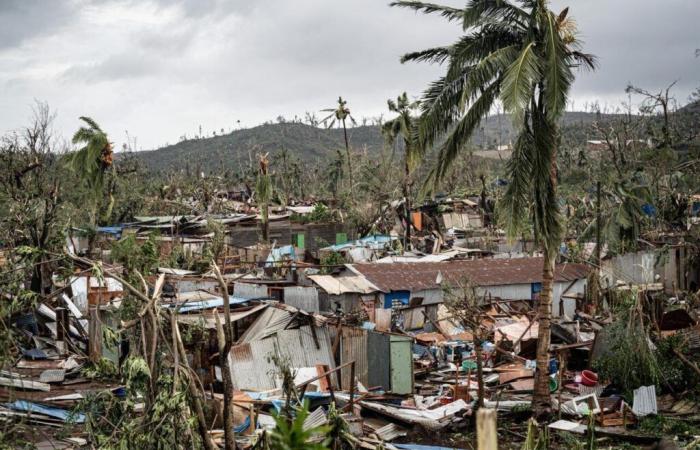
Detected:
left=581, top=370, right=598, bottom=387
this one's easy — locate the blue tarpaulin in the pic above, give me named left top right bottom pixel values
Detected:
left=641, top=203, right=657, bottom=217
left=96, top=226, right=123, bottom=238
left=234, top=416, right=251, bottom=433
left=323, top=234, right=397, bottom=252
left=383, top=290, right=410, bottom=308
left=5, top=400, right=85, bottom=423
left=692, top=201, right=700, bottom=215
left=165, top=296, right=252, bottom=312
left=266, top=245, right=297, bottom=267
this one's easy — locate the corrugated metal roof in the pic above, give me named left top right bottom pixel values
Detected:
left=237, top=307, right=294, bottom=343
left=229, top=339, right=279, bottom=391
left=308, top=275, right=379, bottom=295
left=283, top=286, right=320, bottom=313
left=302, top=407, right=327, bottom=431
left=350, top=257, right=590, bottom=292
left=633, top=385, right=657, bottom=416
left=229, top=325, right=336, bottom=391
left=237, top=304, right=329, bottom=343
left=177, top=304, right=268, bottom=329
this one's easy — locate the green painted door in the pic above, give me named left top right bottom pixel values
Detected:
left=389, top=336, right=413, bottom=394
left=294, top=233, right=305, bottom=249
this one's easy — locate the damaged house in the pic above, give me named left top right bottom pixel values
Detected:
left=315, top=257, right=589, bottom=318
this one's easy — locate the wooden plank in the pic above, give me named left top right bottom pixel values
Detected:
left=477, top=408, right=498, bottom=450
left=0, top=377, right=50, bottom=392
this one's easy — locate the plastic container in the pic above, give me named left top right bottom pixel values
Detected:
left=549, top=377, right=558, bottom=393
left=581, top=370, right=598, bottom=387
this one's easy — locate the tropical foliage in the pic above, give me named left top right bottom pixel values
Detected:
left=392, top=0, right=595, bottom=415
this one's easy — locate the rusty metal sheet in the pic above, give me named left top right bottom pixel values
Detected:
left=339, top=327, right=368, bottom=390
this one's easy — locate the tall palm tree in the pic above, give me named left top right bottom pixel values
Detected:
left=69, top=116, right=112, bottom=191
left=382, top=92, right=423, bottom=251
left=322, top=97, right=357, bottom=203
left=68, top=116, right=115, bottom=228
left=392, top=0, right=595, bottom=416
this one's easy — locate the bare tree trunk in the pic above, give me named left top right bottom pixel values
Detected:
left=474, top=336, right=485, bottom=408
left=261, top=203, right=269, bottom=243
left=213, top=264, right=236, bottom=450
left=342, top=119, right=354, bottom=202
left=532, top=248, right=555, bottom=417
left=173, top=317, right=217, bottom=450
left=403, top=156, right=411, bottom=252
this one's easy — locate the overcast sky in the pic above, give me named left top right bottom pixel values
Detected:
left=1, top=0, right=698, bottom=150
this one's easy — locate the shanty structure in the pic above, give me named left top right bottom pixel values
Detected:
left=344, top=257, right=590, bottom=317
left=227, top=305, right=336, bottom=391
left=338, top=327, right=414, bottom=394
left=308, top=273, right=380, bottom=313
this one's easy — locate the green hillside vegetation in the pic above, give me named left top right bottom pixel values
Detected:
left=125, top=111, right=625, bottom=173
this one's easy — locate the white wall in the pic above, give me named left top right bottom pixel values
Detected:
left=601, top=248, right=695, bottom=293
left=399, top=279, right=587, bottom=317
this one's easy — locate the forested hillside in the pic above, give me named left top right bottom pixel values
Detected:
left=126, top=111, right=622, bottom=173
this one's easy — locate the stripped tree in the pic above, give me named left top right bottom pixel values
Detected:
left=322, top=97, right=357, bottom=203
left=256, top=152, right=272, bottom=243
left=382, top=92, right=423, bottom=251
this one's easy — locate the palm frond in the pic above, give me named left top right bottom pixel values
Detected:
left=445, top=25, right=523, bottom=80
left=570, top=51, right=597, bottom=71
left=431, top=80, right=499, bottom=184
left=401, top=47, right=451, bottom=64
left=416, top=72, right=471, bottom=151
left=390, top=1, right=464, bottom=22
left=77, top=116, right=103, bottom=133
left=501, top=42, right=540, bottom=123
left=501, top=117, right=535, bottom=239
left=529, top=108, right=562, bottom=251
left=459, top=44, right=519, bottom=109
left=462, top=0, right=529, bottom=30
left=542, top=10, right=573, bottom=120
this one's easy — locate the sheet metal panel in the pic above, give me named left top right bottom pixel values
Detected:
left=283, top=286, right=320, bottom=313
left=389, top=335, right=414, bottom=394
left=277, top=326, right=329, bottom=366
left=238, top=307, right=293, bottom=343
left=398, top=307, right=425, bottom=330
left=367, top=331, right=391, bottom=391
left=229, top=325, right=336, bottom=391
left=229, top=340, right=279, bottom=391
left=234, top=283, right=268, bottom=299
left=339, top=327, right=368, bottom=390
left=275, top=325, right=338, bottom=387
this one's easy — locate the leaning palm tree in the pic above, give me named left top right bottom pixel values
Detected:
left=322, top=97, right=357, bottom=203
left=392, top=0, right=595, bottom=416
left=68, top=116, right=115, bottom=228
left=382, top=92, right=423, bottom=251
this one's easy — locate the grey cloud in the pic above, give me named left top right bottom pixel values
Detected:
left=148, top=0, right=257, bottom=18
left=61, top=52, right=163, bottom=83
left=0, top=0, right=698, bottom=150
left=550, top=0, right=699, bottom=100
left=0, top=1, right=79, bottom=49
